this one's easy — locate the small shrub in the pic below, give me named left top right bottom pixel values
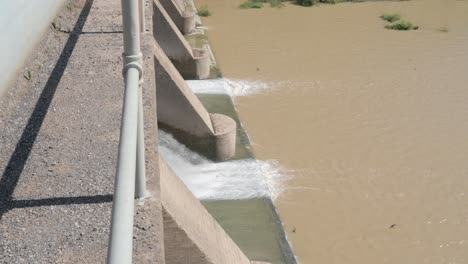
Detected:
left=380, top=14, right=401, bottom=23
left=385, top=20, right=418, bottom=30
left=197, top=5, right=212, bottom=17
left=239, top=1, right=264, bottom=8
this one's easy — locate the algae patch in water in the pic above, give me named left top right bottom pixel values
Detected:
left=380, top=13, right=418, bottom=31
left=197, top=5, right=212, bottom=17
left=380, top=13, right=401, bottom=23
left=385, top=20, right=419, bottom=30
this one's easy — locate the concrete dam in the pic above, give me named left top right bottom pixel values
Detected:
left=0, top=0, right=296, bottom=263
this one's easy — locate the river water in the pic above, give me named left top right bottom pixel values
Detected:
left=197, top=0, right=468, bottom=263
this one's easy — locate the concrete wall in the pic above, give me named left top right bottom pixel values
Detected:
left=160, top=157, right=252, bottom=264
left=0, top=1, right=65, bottom=97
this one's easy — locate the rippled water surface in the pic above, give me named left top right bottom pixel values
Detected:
left=198, top=0, right=468, bottom=263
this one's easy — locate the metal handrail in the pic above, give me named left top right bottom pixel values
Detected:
left=107, top=0, right=147, bottom=263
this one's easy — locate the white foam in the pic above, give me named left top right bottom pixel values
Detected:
left=159, top=130, right=287, bottom=200
left=186, top=78, right=272, bottom=97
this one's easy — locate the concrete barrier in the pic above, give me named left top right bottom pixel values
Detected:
left=159, top=0, right=196, bottom=34
left=153, top=41, right=236, bottom=160
left=152, top=0, right=210, bottom=79
left=160, top=158, right=270, bottom=264
left=0, top=1, right=65, bottom=97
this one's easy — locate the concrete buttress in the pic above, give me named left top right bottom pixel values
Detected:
left=153, top=41, right=236, bottom=160
left=152, top=0, right=210, bottom=80
left=159, top=0, right=197, bottom=34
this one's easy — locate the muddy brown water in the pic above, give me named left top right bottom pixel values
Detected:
left=199, top=0, right=468, bottom=263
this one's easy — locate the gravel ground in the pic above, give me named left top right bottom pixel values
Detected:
left=0, top=1, right=163, bottom=263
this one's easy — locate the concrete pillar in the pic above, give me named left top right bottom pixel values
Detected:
left=152, top=0, right=210, bottom=79
left=210, top=113, right=236, bottom=161
left=159, top=0, right=196, bottom=34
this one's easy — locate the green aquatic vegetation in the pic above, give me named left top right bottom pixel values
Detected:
left=297, top=0, right=314, bottom=6
left=296, top=0, right=365, bottom=7
left=380, top=13, right=401, bottom=23
left=239, top=0, right=369, bottom=8
left=197, top=5, right=212, bottom=17
left=239, top=1, right=264, bottom=8
left=239, top=0, right=288, bottom=9
left=385, top=20, right=418, bottom=30
left=269, top=0, right=286, bottom=7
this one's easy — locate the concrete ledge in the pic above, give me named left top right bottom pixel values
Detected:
left=159, top=0, right=196, bottom=34
left=152, top=0, right=209, bottom=79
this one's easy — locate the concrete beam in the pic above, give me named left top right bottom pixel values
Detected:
left=152, top=0, right=209, bottom=80
left=153, top=41, right=236, bottom=160
left=154, top=42, right=213, bottom=137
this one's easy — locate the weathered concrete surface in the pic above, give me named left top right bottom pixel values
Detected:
left=152, top=0, right=210, bottom=79
left=0, top=1, right=163, bottom=263
left=154, top=41, right=236, bottom=160
left=81, top=0, right=122, bottom=33
left=159, top=0, right=196, bottom=34
left=160, top=157, right=252, bottom=264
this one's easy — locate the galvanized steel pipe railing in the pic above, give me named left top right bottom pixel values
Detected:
left=107, top=0, right=147, bottom=263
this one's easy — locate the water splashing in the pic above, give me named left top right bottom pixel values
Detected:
left=159, top=130, right=287, bottom=200
left=186, top=78, right=272, bottom=97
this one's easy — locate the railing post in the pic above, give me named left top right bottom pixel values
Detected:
left=135, top=0, right=146, bottom=198
left=135, top=84, right=146, bottom=198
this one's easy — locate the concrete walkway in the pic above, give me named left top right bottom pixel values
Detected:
left=0, top=1, right=163, bottom=263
